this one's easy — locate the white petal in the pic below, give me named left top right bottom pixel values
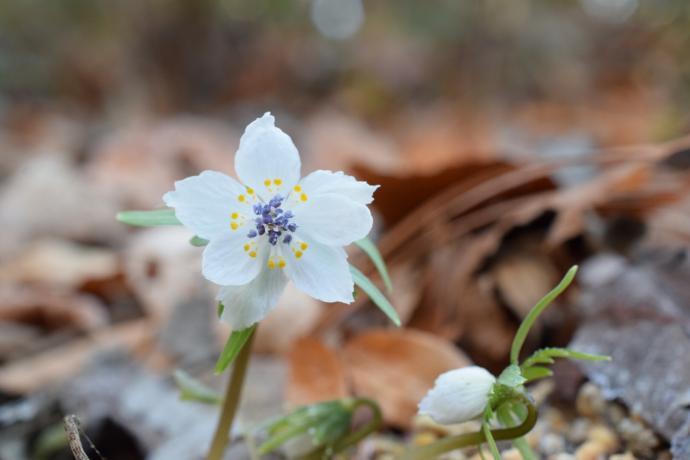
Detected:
left=299, top=170, right=378, bottom=205
left=234, top=113, right=301, bottom=200
left=217, top=267, right=288, bottom=331
left=163, top=171, right=248, bottom=240
left=292, top=194, right=373, bottom=246
left=418, top=366, right=496, bottom=425
left=202, top=235, right=267, bottom=286
left=283, top=239, right=354, bottom=303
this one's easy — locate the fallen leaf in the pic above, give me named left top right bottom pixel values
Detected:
left=343, top=329, right=470, bottom=428
left=286, top=337, right=348, bottom=406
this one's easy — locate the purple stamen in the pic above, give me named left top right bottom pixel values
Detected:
left=247, top=194, right=297, bottom=246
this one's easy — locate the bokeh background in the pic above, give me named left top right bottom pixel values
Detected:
left=3, top=1, right=690, bottom=459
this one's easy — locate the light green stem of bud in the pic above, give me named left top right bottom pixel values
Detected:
left=401, top=395, right=537, bottom=460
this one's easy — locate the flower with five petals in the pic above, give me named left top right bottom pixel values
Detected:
left=163, top=113, right=378, bottom=330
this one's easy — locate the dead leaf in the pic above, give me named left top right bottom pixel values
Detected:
left=0, top=239, right=119, bottom=289
left=286, top=336, right=348, bottom=406
left=342, top=329, right=470, bottom=428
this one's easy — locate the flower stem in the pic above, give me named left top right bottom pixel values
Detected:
left=298, top=398, right=383, bottom=460
left=401, top=398, right=538, bottom=460
left=206, top=327, right=257, bottom=460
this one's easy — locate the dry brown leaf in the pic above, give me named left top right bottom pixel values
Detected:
left=87, top=116, right=239, bottom=208
left=342, top=329, right=470, bottom=428
left=0, top=319, right=153, bottom=393
left=286, top=336, right=348, bottom=406
left=0, top=285, right=108, bottom=332
left=254, top=284, right=323, bottom=354
left=491, top=241, right=560, bottom=319
left=0, top=239, right=119, bottom=288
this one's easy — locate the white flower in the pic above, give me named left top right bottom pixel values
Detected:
left=163, top=113, right=378, bottom=331
left=418, top=366, right=496, bottom=425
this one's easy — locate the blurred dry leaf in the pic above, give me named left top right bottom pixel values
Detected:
left=303, top=112, right=401, bottom=174
left=342, top=329, right=470, bottom=428
left=254, top=284, right=323, bottom=354
left=286, top=336, right=348, bottom=406
left=0, top=155, right=122, bottom=258
left=0, top=286, right=108, bottom=332
left=0, top=239, right=119, bottom=289
left=0, top=319, right=153, bottom=394
left=124, top=227, right=205, bottom=319
left=491, top=239, right=560, bottom=319
left=87, top=117, right=239, bottom=208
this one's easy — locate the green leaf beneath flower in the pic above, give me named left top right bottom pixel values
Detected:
left=521, top=365, right=553, bottom=382
left=190, top=235, right=209, bottom=246
left=354, top=237, right=393, bottom=293
left=349, top=265, right=401, bottom=326
left=497, top=364, right=526, bottom=388
left=173, top=369, right=222, bottom=405
left=215, top=324, right=257, bottom=374
left=116, top=209, right=181, bottom=227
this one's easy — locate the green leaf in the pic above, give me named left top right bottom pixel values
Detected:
left=116, top=209, right=181, bottom=227
left=521, top=347, right=610, bottom=369
left=521, top=366, right=553, bottom=382
left=190, top=235, right=209, bottom=246
left=354, top=238, right=393, bottom=293
left=173, top=369, right=222, bottom=405
left=349, top=265, right=401, bottom=326
left=215, top=325, right=257, bottom=374
left=510, top=266, right=578, bottom=364
left=217, top=301, right=224, bottom=318
left=497, top=364, right=526, bottom=388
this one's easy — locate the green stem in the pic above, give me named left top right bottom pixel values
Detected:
left=206, top=327, right=256, bottom=460
left=401, top=398, right=538, bottom=460
left=298, top=398, right=382, bottom=460
left=510, top=266, right=577, bottom=364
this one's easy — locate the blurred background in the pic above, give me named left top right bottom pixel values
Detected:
left=3, top=1, right=690, bottom=459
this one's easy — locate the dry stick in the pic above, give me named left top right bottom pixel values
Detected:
left=64, top=415, right=106, bottom=460
left=206, top=328, right=257, bottom=460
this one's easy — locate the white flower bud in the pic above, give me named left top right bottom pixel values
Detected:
left=418, top=366, right=496, bottom=425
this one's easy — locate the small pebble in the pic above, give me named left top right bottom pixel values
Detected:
left=588, top=423, right=619, bottom=453
left=577, top=382, right=606, bottom=418
left=549, top=454, right=576, bottom=460
left=568, top=417, right=591, bottom=444
left=606, top=403, right=626, bottom=425
left=575, top=441, right=607, bottom=460
left=617, top=418, right=658, bottom=457
left=609, top=453, right=636, bottom=460
left=540, top=432, right=566, bottom=455
left=501, top=448, right=522, bottom=460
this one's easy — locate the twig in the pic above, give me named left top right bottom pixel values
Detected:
left=63, top=415, right=106, bottom=460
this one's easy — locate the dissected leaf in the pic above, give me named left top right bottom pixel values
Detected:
left=173, top=369, right=221, bottom=405
left=214, top=325, right=257, bottom=374
left=116, top=209, right=181, bottom=227
left=350, top=265, right=401, bottom=327
left=521, top=347, right=610, bottom=369
left=497, top=364, right=526, bottom=388
left=354, top=238, right=393, bottom=292
left=521, top=366, right=553, bottom=382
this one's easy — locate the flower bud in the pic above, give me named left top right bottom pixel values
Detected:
left=418, top=366, right=496, bottom=424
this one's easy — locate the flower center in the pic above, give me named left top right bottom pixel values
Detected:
left=247, top=195, right=297, bottom=246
